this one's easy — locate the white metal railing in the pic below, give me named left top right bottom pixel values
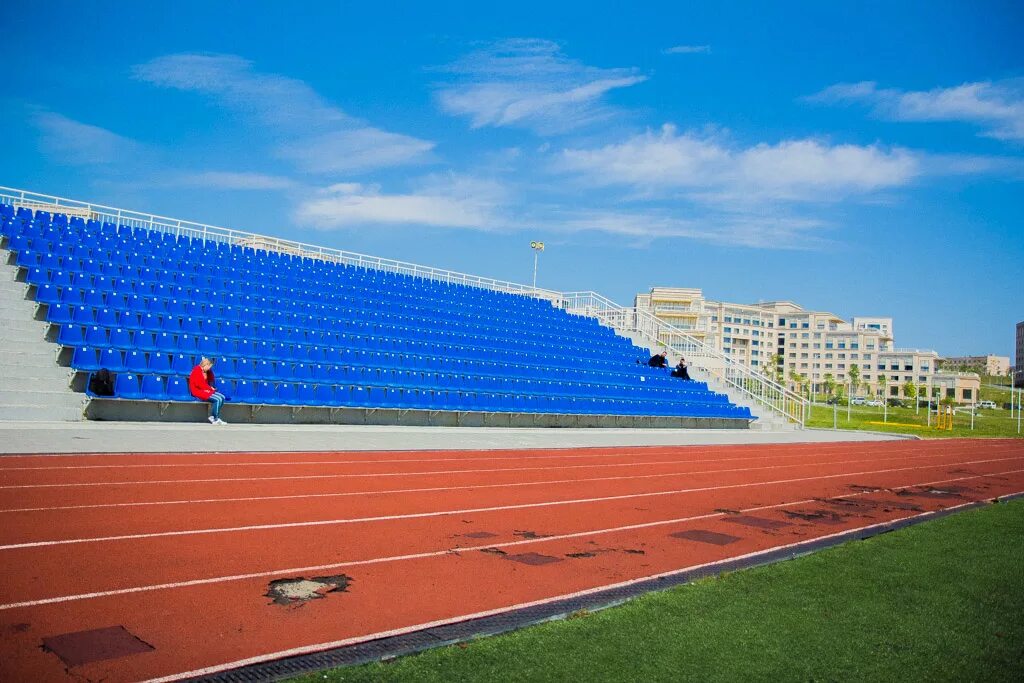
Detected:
left=559, top=291, right=807, bottom=425
left=0, top=186, right=562, bottom=301
left=2, top=186, right=806, bottom=425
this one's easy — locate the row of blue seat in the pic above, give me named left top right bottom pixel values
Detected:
left=4, top=204, right=750, bottom=421
left=94, top=372, right=748, bottom=418
left=67, top=345, right=701, bottom=392
left=9, top=231, right=562, bottom=313
left=54, top=323, right=634, bottom=375
left=73, top=352, right=715, bottom=400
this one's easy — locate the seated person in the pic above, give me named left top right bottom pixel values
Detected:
left=648, top=351, right=669, bottom=368
left=189, top=357, right=228, bottom=425
left=671, top=358, right=692, bottom=380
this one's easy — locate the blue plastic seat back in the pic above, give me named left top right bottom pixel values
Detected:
left=115, top=373, right=142, bottom=399
left=166, top=376, right=192, bottom=401
left=71, top=347, right=101, bottom=371
left=140, top=374, right=168, bottom=400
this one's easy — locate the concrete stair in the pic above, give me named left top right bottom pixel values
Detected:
left=0, top=248, right=85, bottom=421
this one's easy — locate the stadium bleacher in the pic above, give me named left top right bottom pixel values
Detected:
left=0, top=202, right=753, bottom=422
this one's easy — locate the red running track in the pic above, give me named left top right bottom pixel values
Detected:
left=0, top=438, right=1022, bottom=682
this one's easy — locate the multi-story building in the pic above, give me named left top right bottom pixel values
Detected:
left=938, top=354, right=1011, bottom=377
left=635, top=287, right=954, bottom=398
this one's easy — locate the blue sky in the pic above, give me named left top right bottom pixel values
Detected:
left=2, top=1, right=1022, bottom=358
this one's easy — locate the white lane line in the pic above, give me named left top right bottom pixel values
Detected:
left=1, top=443, right=1010, bottom=491
left=0, top=447, right=1002, bottom=514
left=4, top=467, right=1019, bottom=615
left=138, top=495, right=991, bottom=683
left=2, top=455, right=1020, bottom=551
left=0, top=441, right=908, bottom=470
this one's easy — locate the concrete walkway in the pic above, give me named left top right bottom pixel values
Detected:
left=0, top=421, right=909, bottom=454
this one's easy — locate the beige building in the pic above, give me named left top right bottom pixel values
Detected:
left=635, top=286, right=978, bottom=401
left=939, top=354, right=1011, bottom=377
left=930, top=372, right=982, bottom=404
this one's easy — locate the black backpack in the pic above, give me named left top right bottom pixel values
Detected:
left=89, top=369, right=115, bottom=397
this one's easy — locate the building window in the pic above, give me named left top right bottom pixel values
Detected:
left=891, top=386, right=899, bottom=396
left=946, top=388, right=955, bottom=399
left=963, top=388, right=973, bottom=400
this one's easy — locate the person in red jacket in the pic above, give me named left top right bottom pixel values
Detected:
left=189, top=357, right=228, bottom=425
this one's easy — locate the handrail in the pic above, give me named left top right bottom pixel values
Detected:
left=2, top=186, right=806, bottom=425
left=0, top=186, right=562, bottom=300
left=557, top=291, right=808, bottom=425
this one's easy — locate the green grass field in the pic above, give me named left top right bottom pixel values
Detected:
left=293, top=499, right=1024, bottom=683
left=806, top=402, right=1023, bottom=439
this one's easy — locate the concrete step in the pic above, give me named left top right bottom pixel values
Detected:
left=0, top=404, right=84, bottom=421
left=0, top=281, right=29, bottom=294
left=0, top=341, right=60, bottom=356
left=0, top=390, right=86, bottom=407
left=0, top=352, right=63, bottom=369
left=4, top=365, right=73, bottom=382
left=0, top=329, right=51, bottom=345
left=0, top=317, right=51, bottom=334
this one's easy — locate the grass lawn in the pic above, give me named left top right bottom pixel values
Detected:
left=806, top=403, right=1023, bottom=439
left=292, top=499, right=1024, bottom=683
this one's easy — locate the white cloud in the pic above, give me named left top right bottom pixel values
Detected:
left=294, top=175, right=504, bottom=230
left=550, top=209, right=825, bottom=249
left=807, top=79, right=1024, bottom=142
left=173, top=171, right=297, bottom=190
left=557, top=124, right=922, bottom=201
left=663, top=45, right=711, bottom=55
left=31, top=111, right=141, bottom=165
left=435, top=38, right=647, bottom=134
left=277, top=129, right=435, bottom=174
left=134, top=53, right=435, bottom=173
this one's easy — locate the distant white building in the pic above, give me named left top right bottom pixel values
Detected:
left=635, top=286, right=978, bottom=402
left=939, top=354, right=1011, bottom=377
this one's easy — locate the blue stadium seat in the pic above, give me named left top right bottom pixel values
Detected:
left=99, top=348, right=126, bottom=371
left=166, top=376, right=192, bottom=401
left=57, top=324, right=85, bottom=347
left=71, top=347, right=101, bottom=371
left=171, top=353, right=195, bottom=375
left=124, top=351, right=149, bottom=374
left=115, top=373, right=143, bottom=399
left=141, top=374, right=168, bottom=400
left=255, top=380, right=278, bottom=404
left=149, top=353, right=172, bottom=375
left=233, top=379, right=254, bottom=403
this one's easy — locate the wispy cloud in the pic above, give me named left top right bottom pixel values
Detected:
left=807, top=79, right=1024, bottom=142
left=549, top=209, right=826, bottom=249
left=277, top=129, right=436, bottom=174
left=31, top=110, right=142, bottom=165
left=294, top=174, right=506, bottom=230
left=435, top=38, right=647, bottom=134
left=172, top=171, right=297, bottom=190
left=134, top=53, right=435, bottom=173
left=556, top=124, right=922, bottom=202
left=663, top=45, right=711, bottom=55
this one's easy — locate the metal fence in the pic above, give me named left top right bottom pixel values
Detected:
left=2, top=186, right=807, bottom=425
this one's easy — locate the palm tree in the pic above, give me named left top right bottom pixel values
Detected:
left=823, top=372, right=836, bottom=398
left=877, top=373, right=887, bottom=398
left=769, top=353, right=785, bottom=384
left=848, top=364, right=861, bottom=397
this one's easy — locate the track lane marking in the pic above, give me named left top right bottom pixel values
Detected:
left=2, top=443, right=1015, bottom=490
left=2, top=455, right=1020, bottom=551
left=0, top=447, right=1008, bottom=514
left=0, top=441, right=925, bottom=470
left=138, top=496, right=993, bottom=683
left=3, top=467, right=1018, bottom=613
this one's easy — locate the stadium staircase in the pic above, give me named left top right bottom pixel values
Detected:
left=0, top=193, right=768, bottom=428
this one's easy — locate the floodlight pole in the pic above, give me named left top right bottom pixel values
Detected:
left=530, top=241, right=545, bottom=290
